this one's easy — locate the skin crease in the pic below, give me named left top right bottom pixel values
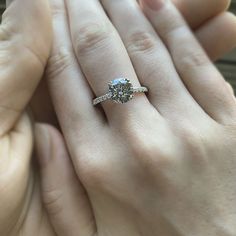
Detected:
left=0, top=1, right=236, bottom=236
left=35, top=0, right=236, bottom=236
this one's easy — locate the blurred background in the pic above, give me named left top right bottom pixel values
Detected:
left=217, top=0, right=236, bottom=91
left=0, top=0, right=235, bottom=92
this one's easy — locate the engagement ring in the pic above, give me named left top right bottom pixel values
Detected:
left=93, top=78, right=148, bottom=105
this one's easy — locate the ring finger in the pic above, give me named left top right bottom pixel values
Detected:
left=65, top=0, right=153, bottom=123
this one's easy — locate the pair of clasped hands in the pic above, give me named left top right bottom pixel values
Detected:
left=1, top=0, right=236, bottom=235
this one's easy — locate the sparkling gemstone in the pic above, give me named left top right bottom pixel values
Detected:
left=109, top=78, right=134, bottom=103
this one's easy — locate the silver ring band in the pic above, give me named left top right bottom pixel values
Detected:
left=93, top=87, right=148, bottom=106
left=93, top=78, right=148, bottom=106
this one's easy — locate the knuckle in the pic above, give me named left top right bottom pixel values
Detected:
left=131, top=135, right=156, bottom=159
left=126, top=122, right=173, bottom=169
left=179, top=126, right=209, bottom=163
left=74, top=148, right=109, bottom=189
left=79, top=161, right=109, bottom=189
left=126, top=31, right=156, bottom=55
left=75, top=22, right=113, bottom=55
left=43, top=188, right=64, bottom=216
left=47, top=47, right=73, bottom=79
left=177, top=50, right=209, bottom=72
left=134, top=138, right=172, bottom=168
left=179, top=126, right=198, bottom=146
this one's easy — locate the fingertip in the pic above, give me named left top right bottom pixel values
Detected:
left=141, top=0, right=166, bottom=11
left=223, top=11, right=236, bottom=46
left=170, top=0, right=231, bottom=29
left=223, top=11, right=236, bottom=32
left=220, top=0, right=231, bottom=11
left=196, top=11, right=236, bottom=61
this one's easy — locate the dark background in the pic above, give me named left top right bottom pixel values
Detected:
left=0, top=0, right=235, bottom=91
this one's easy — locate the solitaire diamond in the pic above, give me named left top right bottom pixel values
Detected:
left=93, top=77, right=148, bottom=106
left=108, top=78, right=134, bottom=103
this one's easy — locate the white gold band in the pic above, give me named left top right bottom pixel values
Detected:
left=93, top=86, right=148, bottom=106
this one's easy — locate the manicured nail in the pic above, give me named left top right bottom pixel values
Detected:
left=142, top=0, right=165, bottom=10
left=35, top=124, right=51, bottom=167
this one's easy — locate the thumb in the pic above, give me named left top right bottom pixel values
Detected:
left=0, top=0, right=52, bottom=136
left=35, top=124, right=96, bottom=236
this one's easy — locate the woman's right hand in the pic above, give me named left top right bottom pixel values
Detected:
left=0, top=0, right=55, bottom=235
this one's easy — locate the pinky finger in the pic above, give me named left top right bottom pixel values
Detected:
left=141, top=0, right=236, bottom=123
left=35, top=124, right=96, bottom=236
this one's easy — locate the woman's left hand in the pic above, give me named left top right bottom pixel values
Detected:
left=37, top=0, right=236, bottom=236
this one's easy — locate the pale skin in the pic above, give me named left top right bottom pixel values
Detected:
left=30, top=0, right=236, bottom=126
left=0, top=0, right=236, bottom=236
left=39, top=0, right=236, bottom=236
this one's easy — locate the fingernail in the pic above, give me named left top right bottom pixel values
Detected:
left=35, top=124, right=51, bottom=167
left=142, top=0, right=165, bottom=10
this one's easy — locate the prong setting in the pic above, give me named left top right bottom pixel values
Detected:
left=93, top=78, right=148, bottom=106
left=108, top=78, right=134, bottom=104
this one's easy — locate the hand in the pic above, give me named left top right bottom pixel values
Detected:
left=31, top=0, right=236, bottom=127
left=0, top=0, right=54, bottom=235
left=36, top=0, right=236, bottom=235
